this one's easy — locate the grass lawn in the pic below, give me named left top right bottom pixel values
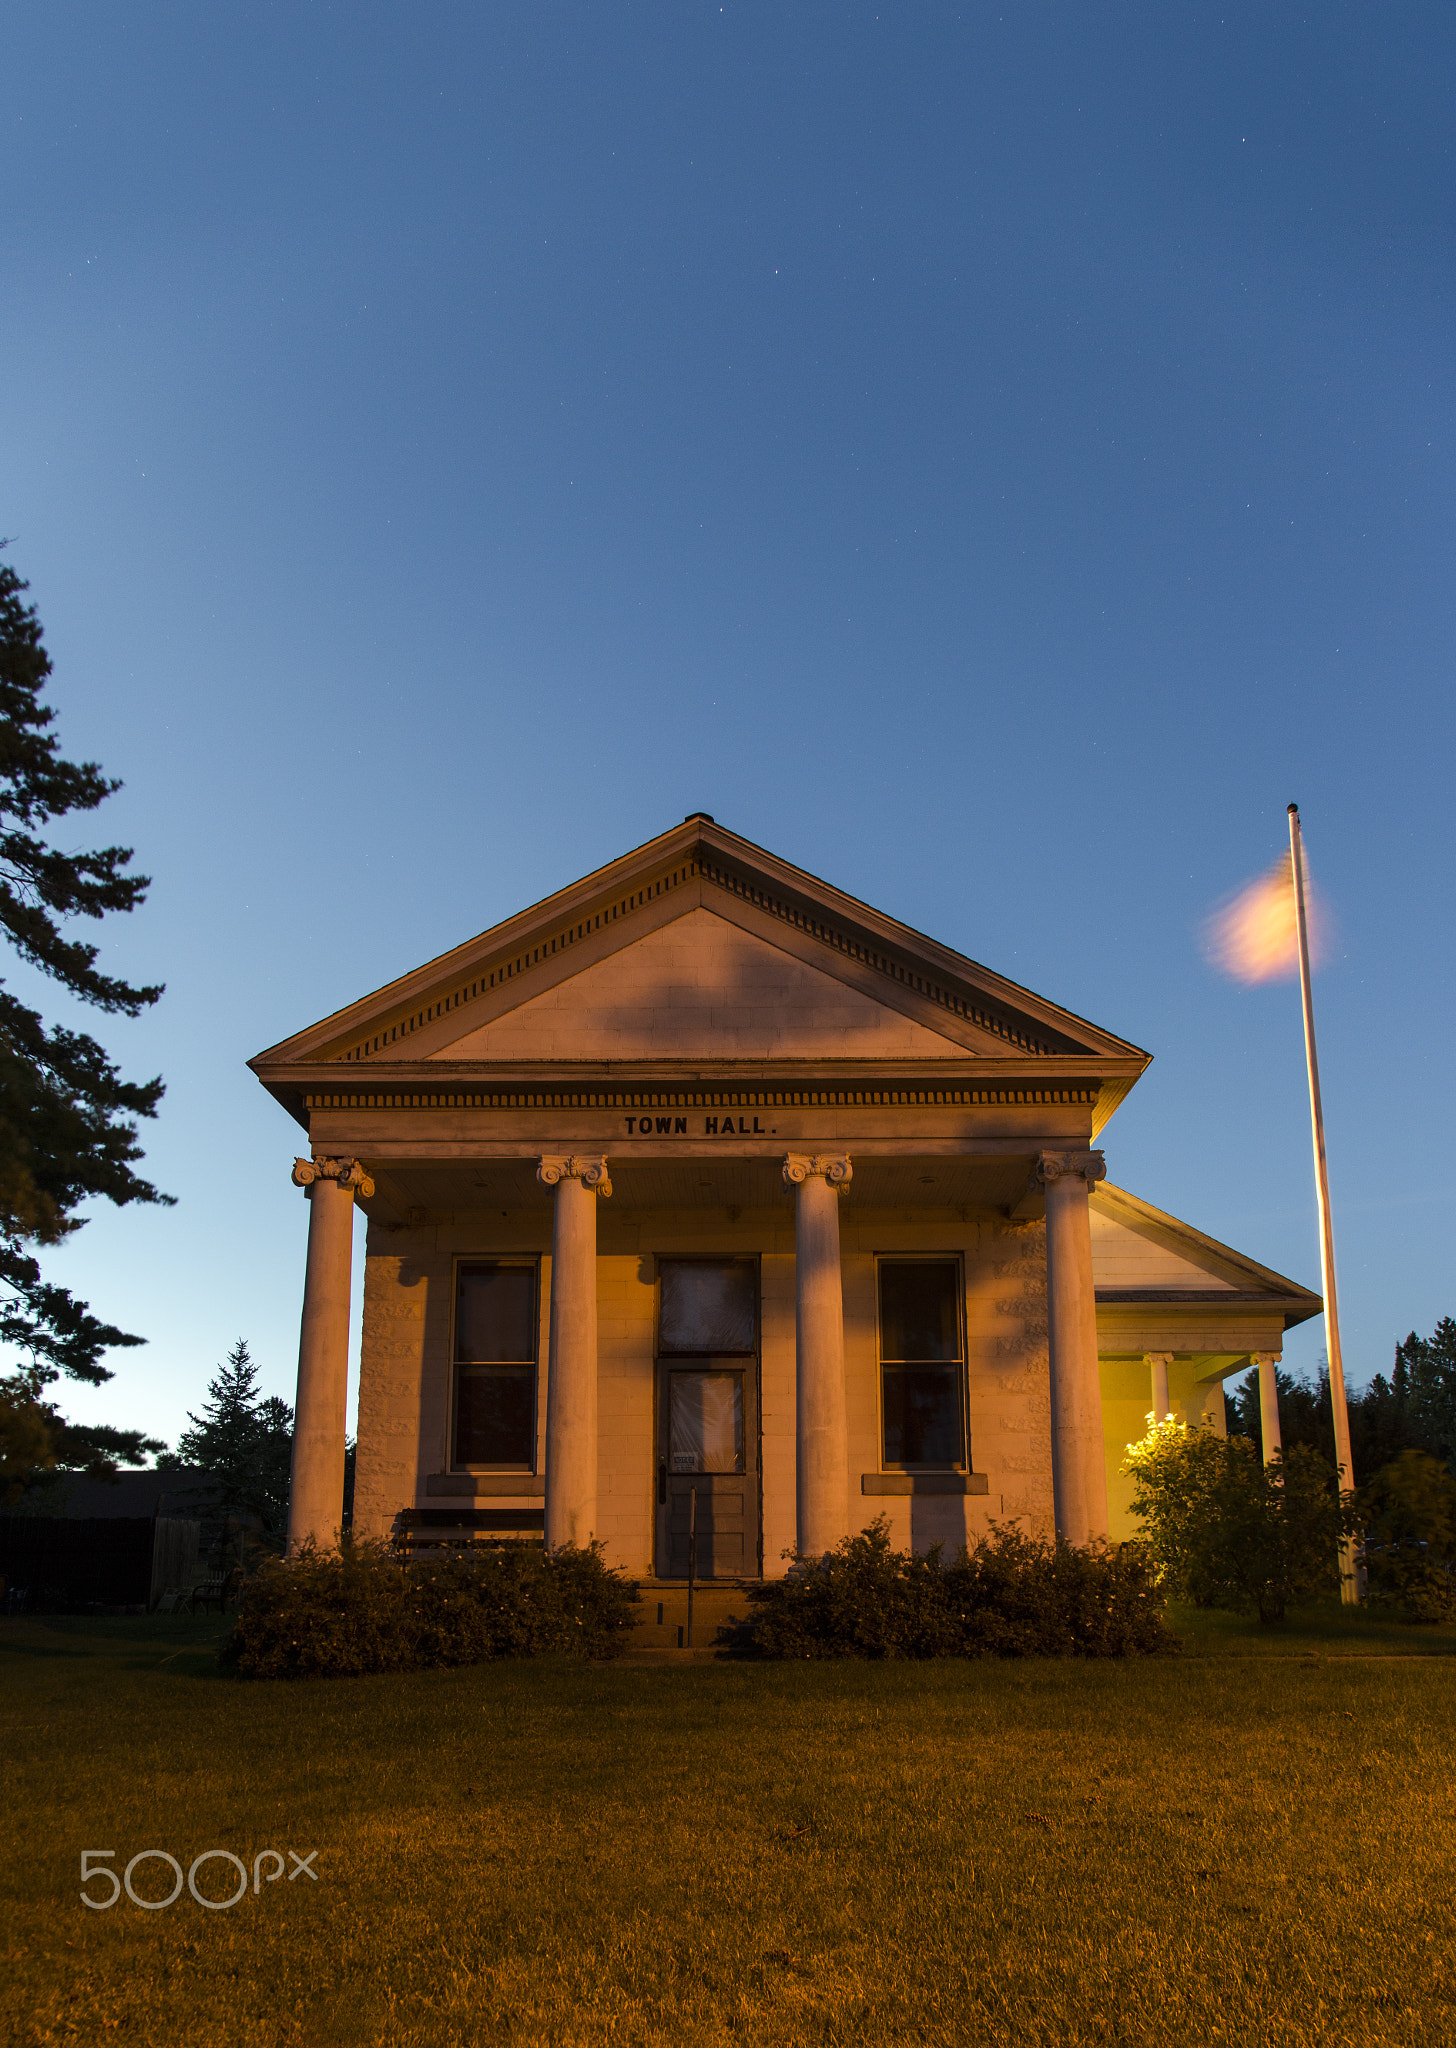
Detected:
left=4, top=1610, right=1455, bottom=2047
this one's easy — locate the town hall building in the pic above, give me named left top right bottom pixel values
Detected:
left=251, top=815, right=1319, bottom=1576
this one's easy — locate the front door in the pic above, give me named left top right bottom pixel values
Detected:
left=654, top=1259, right=761, bottom=1580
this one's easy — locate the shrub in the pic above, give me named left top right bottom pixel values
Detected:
left=1125, top=1417, right=1355, bottom=1624
left=1360, top=1449, right=1456, bottom=1624
left=720, top=1518, right=1174, bottom=1660
left=219, top=1537, right=639, bottom=1679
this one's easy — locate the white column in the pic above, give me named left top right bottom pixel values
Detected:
left=1040, top=1149, right=1108, bottom=1546
left=287, top=1155, right=373, bottom=1555
left=1253, top=1351, right=1283, bottom=1465
left=1145, top=1352, right=1173, bottom=1424
left=784, top=1153, right=852, bottom=1558
left=538, top=1155, right=611, bottom=1551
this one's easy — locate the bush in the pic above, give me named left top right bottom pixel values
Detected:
left=1360, top=1450, right=1456, bottom=1624
left=720, top=1518, right=1174, bottom=1660
left=1126, top=1418, right=1355, bottom=1624
left=219, top=1537, right=639, bottom=1678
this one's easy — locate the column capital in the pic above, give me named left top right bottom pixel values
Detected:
left=537, top=1154, right=613, bottom=1197
left=1250, top=1351, right=1283, bottom=1366
left=1143, top=1351, right=1175, bottom=1366
left=1035, top=1149, right=1105, bottom=1189
left=292, top=1156, right=375, bottom=1199
left=782, top=1153, right=853, bottom=1190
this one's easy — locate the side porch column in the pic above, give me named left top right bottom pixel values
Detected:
left=538, top=1155, right=612, bottom=1551
left=1145, top=1352, right=1174, bottom=1425
left=1040, top=1149, right=1108, bottom=1546
left=287, top=1155, right=374, bottom=1555
left=784, top=1153, right=852, bottom=1559
left=1253, top=1351, right=1284, bottom=1464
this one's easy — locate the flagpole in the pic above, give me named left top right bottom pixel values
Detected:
left=1287, top=802, right=1359, bottom=1602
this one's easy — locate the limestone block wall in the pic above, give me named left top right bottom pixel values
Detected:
left=351, top=1199, right=1054, bottom=1566
left=353, top=1223, right=446, bottom=1541
left=594, top=1247, right=655, bottom=1570
left=759, top=1250, right=797, bottom=1574
left=834, top=1208, right=1050, bottom=1551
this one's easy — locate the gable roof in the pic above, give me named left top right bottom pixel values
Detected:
left=1091, top=1182, right=1321, bottom=1326
left=251, top=814, right=1151, bottom=1124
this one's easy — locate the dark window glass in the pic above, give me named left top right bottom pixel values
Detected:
left=659, top=1261, right=756, bottom=1354
left=453, top=1263, right=537, bottom=1468
left=456, top=1264, right=536, bottom=1363
left=455, top=1367, right=535, bottom=1467
left=879, top=1260, right=960, bottom=1361
left=878, top=1261, right=964, bottom=1467
left=882, top=1367, right=962, bottom=1466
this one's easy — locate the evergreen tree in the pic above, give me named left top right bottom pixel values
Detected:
left=0, top=553, right=170, bottom=1485
left=1229, top=1315, right=1455, bottom=1486
left=1403, top=1317, right=1456, bottom=1476
left=174, top=1340, right=294, bottom=1533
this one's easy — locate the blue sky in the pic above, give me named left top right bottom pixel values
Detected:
left=2, top=3, right=1452, bottom=1447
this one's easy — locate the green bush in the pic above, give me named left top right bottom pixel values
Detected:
left=1126, top=1418, right=1355, bottom=1624
left=219, top=1538, right=639, bottom=1679
left=1360, top=1449, right=1456, bottom=1624
left=720, top=1518, right=1174, bottom=1660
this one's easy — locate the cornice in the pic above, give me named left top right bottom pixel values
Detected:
left=297, top=1080, right=1104, bottom=1114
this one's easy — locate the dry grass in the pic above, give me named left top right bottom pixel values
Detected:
left=3, top=1612, right=1455, bottom=2046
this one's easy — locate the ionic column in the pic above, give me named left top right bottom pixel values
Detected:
left=783, top=1154, right=852, bottom=1559
left=287, top=1155, right=374, bottom=1555
left=1145, top=1352, right=1174, bottom=1425
left=538, top=1155, right=612, bottom=1551
left=1252, top=1352, right=1283, bottom=1465
left=1039, top=1150, right=1108, bottom=1546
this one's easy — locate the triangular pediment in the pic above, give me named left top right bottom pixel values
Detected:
left=429, top=905, right=975, bottom=1062
left=251, top=817, right=1152, bottom=1126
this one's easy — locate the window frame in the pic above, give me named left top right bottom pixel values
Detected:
left=448, top=1255, right=542, bottom=1474
left=874, top=1252, right=968, bottom=1473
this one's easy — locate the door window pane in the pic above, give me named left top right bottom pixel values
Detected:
left=668, top=1372, right=744, bottom=1473
left=453, top=1262, right=538, bottom=1468
left=659, top=1261, right=756, bottom=1354
left=879, top=1260, right=960, bottom=1361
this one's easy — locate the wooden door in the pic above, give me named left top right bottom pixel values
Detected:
left=654, top=1261, right=760, bottom=1580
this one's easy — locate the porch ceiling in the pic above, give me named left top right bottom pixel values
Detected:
left=361, top=1150, right=1037, bottom=1220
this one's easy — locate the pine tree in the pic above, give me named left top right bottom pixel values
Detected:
left=174, top=1341, right=294, bottom=1533
left=0, top=554, right=172, bottom=1489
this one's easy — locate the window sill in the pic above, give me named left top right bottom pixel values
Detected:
left=861, top=1473, right=989, bottom=1496
left=427, top=1473, right=544, bottom=1497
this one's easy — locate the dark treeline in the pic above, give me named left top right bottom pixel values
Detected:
left=1228, top=1317, right=1456, bottom=1486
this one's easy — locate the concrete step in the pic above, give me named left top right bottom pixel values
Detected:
left=631, top=1584, right=755, bottom=1651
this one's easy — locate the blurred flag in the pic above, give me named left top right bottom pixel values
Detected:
left=1206, top=850, right=1325, bottom=984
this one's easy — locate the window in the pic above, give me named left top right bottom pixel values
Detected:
left=877, top=1258, right=965, bottom=1468
left=659, top=1259, right=756, bottom=1355
left=452, top=1262, right=538, bottom=1469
